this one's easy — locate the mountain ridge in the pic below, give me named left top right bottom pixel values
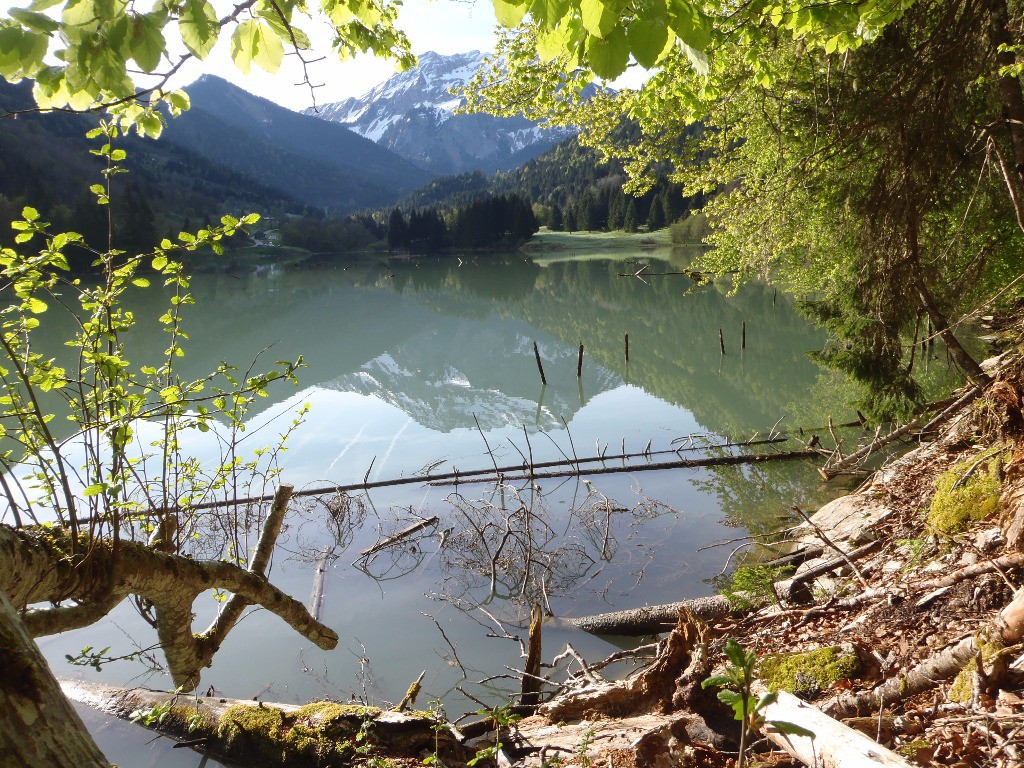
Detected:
left=165, top=75, right=432, bottom=213
left=306, top=51, right=573, bottom=177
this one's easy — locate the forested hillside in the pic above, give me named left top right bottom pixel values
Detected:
left=397, top=136, right=707, bottom=233
left=0, top=80, right=308, bottom=251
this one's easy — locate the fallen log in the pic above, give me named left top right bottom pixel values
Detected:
left=561, top=595, right=731, bottom=636
left=756, top=687, right=914, bottom=768
left=183, top=438, right=792, bottom=510
left=61, top=679, right=468, bottom=768
left=821, top=386, right=981, bottom=479
left=433, top=450, right=819, bottom=487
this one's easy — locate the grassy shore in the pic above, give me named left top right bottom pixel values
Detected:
left=523, top=227, right=674, bottom=253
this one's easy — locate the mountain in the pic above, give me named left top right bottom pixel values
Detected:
left=306, top=51, right=574, bottom=177
left=162, top=76, right=432, bottom=214
left=0, top=79, right=312, bottom=248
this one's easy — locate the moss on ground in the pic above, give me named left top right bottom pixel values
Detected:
left=758, top=646, right=861, bottom=697
left=928, top=450, right=1004, bottom=536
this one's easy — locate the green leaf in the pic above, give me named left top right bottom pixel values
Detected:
left=492, top=0, right=530, bottom=27
left=529, top=0, right=569, bottom=28
left=723, top=638, right=746, bottom=668
left=230, top=19, right=257, bottom=74
left=0, top=27, right=49, bottom=79
left=83, top=483, right=106, bottom=497
left=627, top=17, right=669, bottom=68
left=681, top=41, right=709, bottom=76
left=770, top=720, right=815, bottom=739
left=580, top=0, right=616, bottom=38
left=667, top=0, right=711, bottom=51
left=25, top=296, right=47, bottom=313
left=152, top=254, right=168, bottom=270
left=258, top=7, right=311, bottom=49
left=92, top=45, right=127, bottom=90
left=754, top=692, right=778, bottom=712
left=716, top=689, right=741, bottom=706
left=129, top=13, right=166, bottom=72
left=586, top=27, right=629, bottom=79
left=9, top=8, right=60, bottom=33
left=251, top=20, right=284, bottom=74
left=131, top=277, right=150, bottom=287
left=701, top=674, right=732, bottom=689
left=136, top=111, right=163, bottom=138
left=179, top=0, right=218, bottom=60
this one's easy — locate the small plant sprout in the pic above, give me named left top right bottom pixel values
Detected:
left=702, top=638, right=814, bottom=768
left=468, top=701, right=520, bottom=767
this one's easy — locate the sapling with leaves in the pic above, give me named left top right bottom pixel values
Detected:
left=702, top=638, right=813, bottom=768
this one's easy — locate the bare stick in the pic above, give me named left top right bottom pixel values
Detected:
left=423, top=613, right=467, bottom=679
left=624, top=333, right=629, bottom=362
left=719, top=327, right=725, bottom=355
left=533, top=341, right=547, bottom=386
left=577, top=344, right=584, bottom=379
left=360, top=516, right=439, bottom=557
left=474, top=413, right=501, bottom=476
left=394, top=670, right=426, bottom=711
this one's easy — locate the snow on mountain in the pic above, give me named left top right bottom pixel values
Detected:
left=305, top=51, right=575, bottom=177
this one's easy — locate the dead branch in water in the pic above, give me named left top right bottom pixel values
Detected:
left=429, top=449, right=818, bottom=487
left=359, top=516, right=439, bottom=558
left=179, top=438, right=795, bottom=511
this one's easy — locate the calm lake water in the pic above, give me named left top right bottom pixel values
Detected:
left=32, top=246, right=943, bottom=763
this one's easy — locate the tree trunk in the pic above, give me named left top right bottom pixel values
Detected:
left=913, top=270, right=989, bottom=387
left=0, top=588, right=108, bottom=768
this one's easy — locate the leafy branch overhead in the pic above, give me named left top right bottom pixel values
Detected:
left=0, top=0, right=918, bottom=131
left=0, top=0, right=415, bottom=134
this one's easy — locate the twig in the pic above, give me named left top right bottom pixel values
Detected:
left=359, top=516, right=439, bottom=558
left=791, top=506, right=871, bottom=589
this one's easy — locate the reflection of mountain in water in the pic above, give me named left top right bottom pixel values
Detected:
left=51, top=255, right=833, bottom=437
left=325, top=316, right=622, bottom=432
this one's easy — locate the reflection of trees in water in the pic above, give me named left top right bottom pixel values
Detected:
left=690, top=459, right=835, bottom=540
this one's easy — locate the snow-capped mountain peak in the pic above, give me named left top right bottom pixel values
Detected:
left=305, top=51, right=574, bottom=176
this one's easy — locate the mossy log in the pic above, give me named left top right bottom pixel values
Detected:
left=61, top=679, right=469, bottom=768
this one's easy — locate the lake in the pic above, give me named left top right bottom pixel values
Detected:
left=30, top=245, right=941, bottom=763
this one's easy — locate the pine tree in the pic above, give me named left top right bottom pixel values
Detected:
left=623, top=199, right=638, bottom=233
left=549, top=204, right=564, bottom=231
left=646, top=196, right=666, bottom=231
left=387, top=208, right=408, bottom=249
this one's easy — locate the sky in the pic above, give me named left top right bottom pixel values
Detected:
left=171, top=0, right=501, bottom=111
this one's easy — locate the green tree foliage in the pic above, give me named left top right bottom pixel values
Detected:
left=0, top=0, right=414, bottom=136
left=464, top=0, right=1024, bottom=419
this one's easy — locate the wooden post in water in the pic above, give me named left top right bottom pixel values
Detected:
left=521, top=604, right=543, bottom=708
left=624, top=333, right=629, bottom=362
left=719, top=327, right=726, bottom=355
left=533, top=341, right=547, bottom=386
left=742, top=321, right=746, bottom=350
left=577, top=344, right=584, bottom=378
